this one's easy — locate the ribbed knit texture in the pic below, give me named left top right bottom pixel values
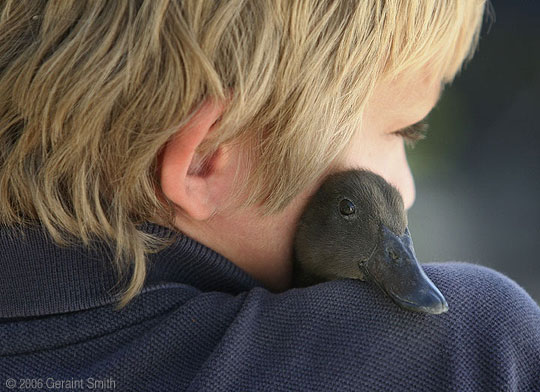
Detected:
left=1, top=222, right=539, bottom=391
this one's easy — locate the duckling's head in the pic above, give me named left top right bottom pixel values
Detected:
left=293, top=169, right=448, bottom=314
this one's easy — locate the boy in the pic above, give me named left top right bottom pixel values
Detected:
left=1, top=1, right=539, bottom=390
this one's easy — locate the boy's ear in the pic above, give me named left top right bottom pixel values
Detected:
left=157, top=99, right=227, bottom=221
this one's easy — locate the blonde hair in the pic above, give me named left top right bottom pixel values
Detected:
left=0, top=0, right=490, bottom=307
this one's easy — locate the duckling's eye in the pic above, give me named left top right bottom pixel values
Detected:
left=339, top=199, right=356, bottom=216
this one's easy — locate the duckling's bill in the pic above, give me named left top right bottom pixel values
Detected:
left=362, top=226, right=449, bottom=315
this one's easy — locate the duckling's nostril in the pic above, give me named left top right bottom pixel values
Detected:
left=387, top=248, right=399, bottom=261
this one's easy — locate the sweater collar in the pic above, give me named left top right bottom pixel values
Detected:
left=0, top=222, right=262, bottom=318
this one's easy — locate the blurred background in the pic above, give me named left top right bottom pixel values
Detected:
left=408, top=1, right=539, bottom=304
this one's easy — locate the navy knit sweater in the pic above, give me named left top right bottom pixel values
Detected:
left=1, top=221, right=539, bottom=391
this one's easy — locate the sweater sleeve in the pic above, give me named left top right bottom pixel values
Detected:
left=188, top=262, right=540, bottom=392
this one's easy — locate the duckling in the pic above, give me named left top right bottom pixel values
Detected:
left=293, top=169, right=448, bottom=315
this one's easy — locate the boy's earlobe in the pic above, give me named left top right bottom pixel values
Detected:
left=157, top=99, right=226, bottom=221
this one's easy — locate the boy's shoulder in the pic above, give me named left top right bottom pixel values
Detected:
left=4, top=262, right=538, bottom=391
left=185, top=262, right=540, bottom=391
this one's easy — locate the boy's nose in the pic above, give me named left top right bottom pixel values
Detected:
left=399, top=166, right=415, bottom=211
left=386, top=155, right=416, bottom=211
